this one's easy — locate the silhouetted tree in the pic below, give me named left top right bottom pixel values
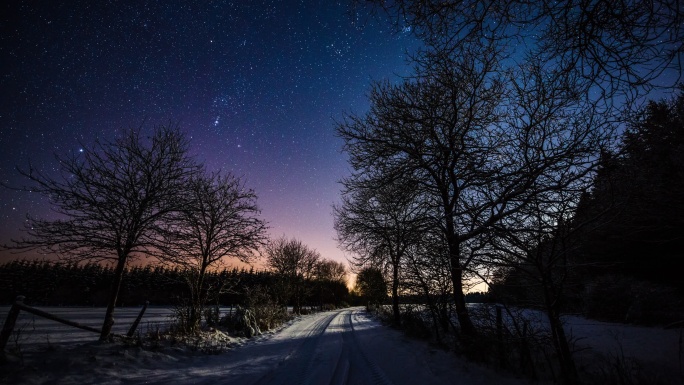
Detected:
left=157, top=172, right=268, bottom=331
left=335, top=174, right=426, bottom=326
left=400, top=226, right=454, bottom=338
left=355, top=266, right=387, bottom=308
left=313, top=259, right=347, bottom=284
left=486, top=192, right=590, bottom=383
left=338, top=39, right=612, bottom=355
left=337, top=44, right=503, bottom=337
left=575, top=91, right=684, bottom=287
left=264, top=237, right=320, bottom=313
left=6, top=125, right=200, bottom=340
left=359, top=0, right=682, bottom=102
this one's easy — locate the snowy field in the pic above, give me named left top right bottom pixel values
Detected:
left=466, top=304, right=683, bottom=376
left=1, top=305, right=682, bottom=384
left=0, top=306, right=177, bottom=346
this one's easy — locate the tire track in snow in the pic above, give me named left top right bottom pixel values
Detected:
left=339, top=309, right=394, bottom=385
left=246, top=308, right=394, bottom=385
left=251, top=310, right=341, bottom=385
left=304, top=309, right=394, bottom=385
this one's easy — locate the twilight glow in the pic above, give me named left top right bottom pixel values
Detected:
left=0, top=1, right=419, bottom=266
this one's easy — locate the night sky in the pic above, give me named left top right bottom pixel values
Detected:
left=0, top=1, right=419, bottom=266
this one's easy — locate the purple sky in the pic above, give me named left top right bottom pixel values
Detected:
left=0, top=1, right=419, bottom=267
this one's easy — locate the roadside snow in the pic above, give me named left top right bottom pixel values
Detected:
left=1, top=306, right=682, bottom=384
left=1, top=308, right=525, bottom=384
left=564, top=314, right=683, bottom=382
left=348, top=310, right=525, bottom=385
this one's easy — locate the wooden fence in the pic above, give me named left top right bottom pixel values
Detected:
left=0, top=296, right=148, bottom=363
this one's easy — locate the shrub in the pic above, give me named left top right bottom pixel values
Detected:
left=400, top=305, right=432, bottom=339
left=168, top=299, right=198, bottom=334
left=248, top=294, right=290, bottom=331
left=204, top=304, right=221, bottom=328
left=220, top=306, right=261, bottom=337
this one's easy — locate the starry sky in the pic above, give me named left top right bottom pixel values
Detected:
left=0, top=1, right=419, bottom=267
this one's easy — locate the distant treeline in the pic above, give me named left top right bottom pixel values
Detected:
left=0, top=260, right=350, bottom=308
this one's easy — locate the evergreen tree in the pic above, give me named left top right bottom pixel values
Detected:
left=576, top=91, right=684, bottom=287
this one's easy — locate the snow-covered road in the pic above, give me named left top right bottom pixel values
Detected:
left=248, top=309, right=393, bottom=385
left=1, top=307, right=525, bottom=384
left=3, top=305, right=682, bottom=384
left=110, top=308, right=522, bottom=385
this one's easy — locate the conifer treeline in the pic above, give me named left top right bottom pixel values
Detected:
left=0, top=260, right=349, bottom=307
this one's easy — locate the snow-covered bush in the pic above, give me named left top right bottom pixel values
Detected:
left=168, top=299, right=197, bottom=334
left=398, top=305, right=432, bottom=339
left=204, top=305, right=220, bottom=328
left=219, top=306, right=261, bottom=337
left=219, top=285, right=291, bottom=336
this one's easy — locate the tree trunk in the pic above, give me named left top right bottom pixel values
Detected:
left=543, top=284, right=578, bottom=385
left=100, top=254, right=127, bottom=341
left=423, top=287, right=441, bottom=343
left=190, top=263, right=208, bottom=331
left=450, top=262, right=476, bottom=337
left=438, top=294, right=450, bottom=331
left=444, top=227, right=477, bottom=338
left=294, top=276, right=302, bottom=314
left=392, top=259, right=401, bottom=327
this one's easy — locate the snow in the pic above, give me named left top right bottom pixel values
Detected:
left=1, top=305, right=682, bottom=384
left=0, top=306, right=175, bottom=346
left=562, top=314, right=683, bottom=381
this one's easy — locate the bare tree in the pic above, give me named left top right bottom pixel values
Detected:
left=483, top=180, right=603, bottom=384
left=400, top=227, right=454, bottom=341
left=311, top=259, right=349, bottom=309
left=313, top=259, right=348, bottom=284
left=157, top=172, right=268, bottom=331
left=354, top=266, right=388, bottom=308
left=334, top=172, right=426, bottom=326
left=359, top=0, right=683, bottom=102
left=478, top=91, right=684, bottom=384
left=264, top=237, right=321, bottom=313
left=337, top=44, right=505, bottom=338
left=6, top=125, right=200, bottom=340
left=337, top=42, right=613, bottom=345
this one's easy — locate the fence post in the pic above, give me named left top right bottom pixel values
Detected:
left=127, top=301, right=149, bottom=337
left=496, top=305, right=506, bottom=368
left=520, top=320, right=537, bottom=379
left=0, top=295, right=25, bottom=357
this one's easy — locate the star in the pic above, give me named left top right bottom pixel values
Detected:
left=0, top=0, right=420, bottom=267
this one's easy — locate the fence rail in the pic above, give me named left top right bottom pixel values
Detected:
left=1, top=296, right=149, bottom=363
